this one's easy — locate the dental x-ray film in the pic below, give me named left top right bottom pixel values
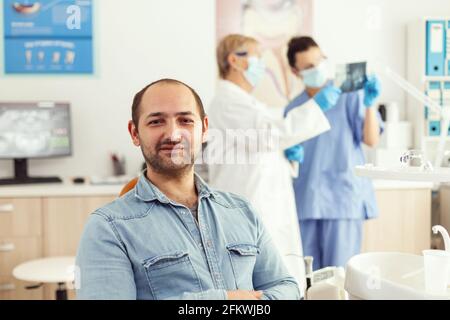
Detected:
left=334, top=62, right=367, bottom=93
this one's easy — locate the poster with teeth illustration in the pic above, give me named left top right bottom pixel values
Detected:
left=3, top=0, right=93, bottom=74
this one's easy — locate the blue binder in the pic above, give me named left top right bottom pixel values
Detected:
left=426, top=20, right=446, bottom=76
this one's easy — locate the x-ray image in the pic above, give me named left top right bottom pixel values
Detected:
left=0, top=105, right=71, bottom=158
left=334, top=62, right=367, bottom=93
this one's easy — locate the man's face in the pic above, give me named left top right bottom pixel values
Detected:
left=128, top=83, right=208, bottom=177
left=292, top=46, right=325, bottom=76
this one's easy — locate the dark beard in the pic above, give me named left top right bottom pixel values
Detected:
left=141, top=143, right=195, bottom=179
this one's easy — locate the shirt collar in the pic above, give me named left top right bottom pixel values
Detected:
left=134, top=170, right=215, bottom=203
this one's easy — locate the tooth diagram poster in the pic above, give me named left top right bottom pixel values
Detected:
left=3, top=0, right=93, bottom=74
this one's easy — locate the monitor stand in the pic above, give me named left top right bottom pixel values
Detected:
left=0, top=159, right=62, bottom=186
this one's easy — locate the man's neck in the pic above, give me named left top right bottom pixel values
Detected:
left=146, top=168, right=198, bottom=208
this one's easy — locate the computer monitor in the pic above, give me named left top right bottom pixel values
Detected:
left=0, top=102, right=72, bottom=185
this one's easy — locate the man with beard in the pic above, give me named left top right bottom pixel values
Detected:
left=75, top=79, right=300, bottom=300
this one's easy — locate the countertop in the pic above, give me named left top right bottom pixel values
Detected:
left=0, top=179, right=122, bottom=198
left=372, top=180, right=434, bottom=190
left=0, top=178, right=434, bottom=198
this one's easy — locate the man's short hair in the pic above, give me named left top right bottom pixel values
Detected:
left=287, top=36, right=319, bottom=69
left=131, top=79, right=206, bottom=128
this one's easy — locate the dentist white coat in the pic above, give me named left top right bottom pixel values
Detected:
left=207, top=79, right=331, bottom=293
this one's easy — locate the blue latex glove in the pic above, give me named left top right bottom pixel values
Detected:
left=314, top=85, right=342, bottom=112
left=363, top=75, right=381, bottom=108
left=284, top=144, right=305, bottom=163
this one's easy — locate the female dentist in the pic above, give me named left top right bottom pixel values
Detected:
left=207, top=34, right=341, bottom=290
left=284, top=36, right=383, bottom=271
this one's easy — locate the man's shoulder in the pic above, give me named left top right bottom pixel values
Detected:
left=87, top=185, right=258, bottom=222
left=209, top=189, right=251, bottom=209
left=209, top=189, right=259, bottom=219
left=90, top=190, right=153, bottom=222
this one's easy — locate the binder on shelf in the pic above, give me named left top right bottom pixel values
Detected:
left=426, top=20, right=446, bottom=76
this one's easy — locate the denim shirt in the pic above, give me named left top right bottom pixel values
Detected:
left=75, top=173, right=300, bottom=300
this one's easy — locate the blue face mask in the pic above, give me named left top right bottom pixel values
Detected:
left=300, top=61, right=329, bottom=88
left=244, top=56, right=266, bottom=88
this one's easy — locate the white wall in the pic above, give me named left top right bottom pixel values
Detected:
left=313, top=0, right=450, bottom=121
left=0, top=0, right=216, bottom=178
left=2, top=0, right=450, bottom=179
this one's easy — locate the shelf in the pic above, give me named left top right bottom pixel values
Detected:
left=424, top=136, right=450, bottom=142
left=355, top=165, right=450, bottom=182
left=422, top=76, right=450, bottom=81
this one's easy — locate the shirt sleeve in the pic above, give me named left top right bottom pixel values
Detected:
left=248, top=205, right=301, bottom=300
left=346, top=90, right=385, bottom=145
left=76, top=212, right=137, bottom=300
left=269, top=99, right=331, bottom=150
left=213, top=97, right=330, bottom=152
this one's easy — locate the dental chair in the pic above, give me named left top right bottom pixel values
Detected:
left=119, top=177, right=138, bottom=197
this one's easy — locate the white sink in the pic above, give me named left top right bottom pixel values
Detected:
left=345, top=252, right=450, bottom=300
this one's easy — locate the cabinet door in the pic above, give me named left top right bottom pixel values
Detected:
left=0, top=198, right=42, bottom=237
left=440, top=187, right=450, bottom=238
left=362, top=189, right=431, bottom=255
left=42, top=196, right=115, bottom=300
left=0, top=237, right=42, bottom=276
left=0, top=198, right=42, bottom=300
left=43, top=196, right=115, bottom=257
left=0, top=276, right=44, bottom=300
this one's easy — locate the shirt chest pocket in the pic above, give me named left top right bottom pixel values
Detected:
left=143, top=251, right=202, bottom=300
left=227, top=244, right=260, bottom=290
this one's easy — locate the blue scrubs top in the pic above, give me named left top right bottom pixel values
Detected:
left=285, top=89, right=384, bottom=220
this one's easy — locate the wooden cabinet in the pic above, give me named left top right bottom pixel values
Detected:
left=0, top=276, right=44, bottom=300
left=43, top=197, right=114, bottom=257
left=0, top=237, right=42, bottom=275
left=0, top=198, right=42, bottom=237
left=42, top=196, right=114, bottom=300
left=439, top=186, right=450, bottom=237
left=362, top=188, right=432, bottom=255
left=0, top=198, right=44, bottom=300
left=0, top=194, right=115, bottom=300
